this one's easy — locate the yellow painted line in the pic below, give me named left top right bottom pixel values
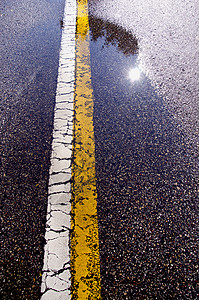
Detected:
left=71, top=0, right=101, bottom=299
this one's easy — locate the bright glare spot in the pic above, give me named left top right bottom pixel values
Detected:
left=129, top=67, right=141, bottom=82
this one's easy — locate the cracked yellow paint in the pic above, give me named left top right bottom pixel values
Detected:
left=71, top=0, right=101, bottom=299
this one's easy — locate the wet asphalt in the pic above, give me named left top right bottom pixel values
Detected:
left=89, top=11, right=199, bottom=300
left=0, top=0, right=199, bottom=299
left=0, top=0, right=65, bottom=298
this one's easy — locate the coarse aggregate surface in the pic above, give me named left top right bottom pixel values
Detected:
left=0, top=0, right=65, bottom=298
left=88, top=10, right=199, bottom=299
left=0, top=0, right=198, bottom=299
left=89, top=0, right=199, bottom=158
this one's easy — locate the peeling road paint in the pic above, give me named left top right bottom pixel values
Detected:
left=41, top=0, right=101, bottom=298
left=71, top=0, right=101, bottom=298
left=2, top=0, right=198, bottom=299
left=41, top=0, right=76, bottom=298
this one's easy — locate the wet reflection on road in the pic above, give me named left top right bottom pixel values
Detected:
left=89, top=16, right=198, bottom=299
left=89, top=16, right=138, bottom=56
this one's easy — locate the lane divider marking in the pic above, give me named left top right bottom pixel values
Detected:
left=71, top=0, right=101, bottom=299
left=41, top=0, right=101, bottom=298
left=41, top=0, right=76, bottom=298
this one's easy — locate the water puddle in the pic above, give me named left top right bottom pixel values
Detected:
left=89, top=15, right=198, bottom=299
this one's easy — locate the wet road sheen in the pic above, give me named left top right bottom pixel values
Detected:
left=89, top=13, right=199, bottom=300
left=0, top=0, right=198, bottom=299
left=1, top=0, right=65, bottom=298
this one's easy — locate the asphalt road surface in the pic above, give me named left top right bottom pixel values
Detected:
left=1, top=0, right=199, bottom=299
left=1, top=0, right=65, bottom=298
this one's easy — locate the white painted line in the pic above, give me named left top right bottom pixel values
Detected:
left=40, top=0, right=76, bottom=298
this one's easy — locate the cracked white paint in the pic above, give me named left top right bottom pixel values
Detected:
left=48, top=193, right=71, bottom=205
left=47, top=210, right=70, bottom=231
left=50, top=159, right=71, bottom=175
left=41, top=0, right=76, bottom=298
left=49, top=173, right=71, bottom=186
left=52, top=144, right=72, bottom=160
left=41, top=290, right=70, bottom=300
left=54, top=110, right=73, bottom=121
left=55, top=102, right=73, bottom=110
left=53, top=133, right=72, bottom=144
left=48, top=183, right=71, bottom=195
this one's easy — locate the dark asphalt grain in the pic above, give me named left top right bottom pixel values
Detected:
left=89, top=16, right=199, bottom=299
left=0, top=0, right=65, bottom=298
left=0, top=1, right=198, bottom=299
